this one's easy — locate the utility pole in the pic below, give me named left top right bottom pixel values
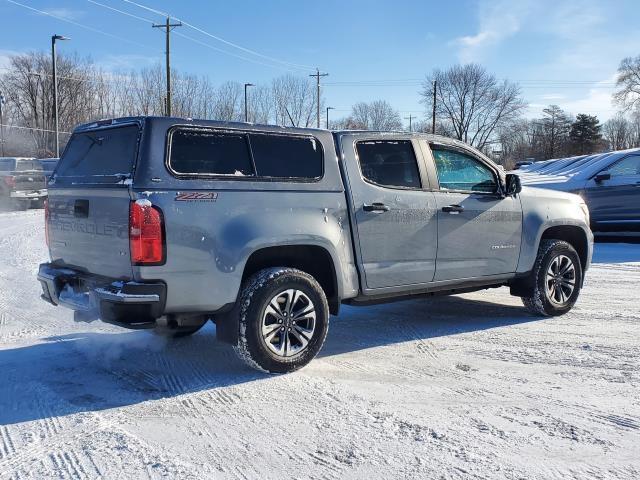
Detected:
left=404, top=114, right=414, bottom=132
left=310, top=68, right=328, bottom=128
left=326, top=106, right=334, bottom=129
left=153, top=17, right=182, bottom=117
left=51, top=34, right=69, bottom=157
left=431, top=80, right=437, bottom=134
left=0, top=91, right=5, bottom=156
left=244, top=83, right=254, bottom=122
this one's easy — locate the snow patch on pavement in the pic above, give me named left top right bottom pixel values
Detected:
left=0, top=210, right=639, bottom=479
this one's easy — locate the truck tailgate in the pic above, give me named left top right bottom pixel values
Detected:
left=13, top=170, right=47, bottom=192
left=48, top=187, right=133, bottom=278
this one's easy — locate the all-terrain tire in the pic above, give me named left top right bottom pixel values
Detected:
left=233, top=267, right=330, bottom=374
left=522, top=239, right=583, bottom=316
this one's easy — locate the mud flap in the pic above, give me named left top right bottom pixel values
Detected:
left=213, top=306, right=239, bottom=345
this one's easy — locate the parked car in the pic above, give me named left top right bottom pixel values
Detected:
left=0, top=157, right=48, bottom=209
left=519, top=148, right=640, bottom=231
left=514, top=160, right=533, bottom=169
left=38, top=117, right=593, bottom=373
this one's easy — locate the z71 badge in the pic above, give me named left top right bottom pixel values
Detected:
left=175, top=192, right=218, bottom=202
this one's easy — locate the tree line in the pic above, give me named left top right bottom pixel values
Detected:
left=1, top=50, right=640, bottom=166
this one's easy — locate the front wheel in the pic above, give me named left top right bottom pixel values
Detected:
left=233, top=268, right=329, bottom=374
left=522, top=239, right=583, bottom=316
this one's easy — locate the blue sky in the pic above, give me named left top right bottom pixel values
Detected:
left=1, top=0, right=639, bottom=126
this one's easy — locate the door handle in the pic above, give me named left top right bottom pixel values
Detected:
left=363, top=202, right=390, bottom=212
left=442, top=204, right=464, bottom=214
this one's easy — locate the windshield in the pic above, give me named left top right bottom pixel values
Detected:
left=54, top=124, right=140, bottom=185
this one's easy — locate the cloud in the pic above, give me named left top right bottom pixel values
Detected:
left=452, top=0, right=534, bottom=63
left=41, top=8, right=85, bottom=21
left=527, top=75, right=618, bottom=121
left=539, top=94, right=566, bottom=101
left=0, top=49, right=21, bottom=72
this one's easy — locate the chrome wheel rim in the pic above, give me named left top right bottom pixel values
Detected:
left=545, top=254, right=576, bottom=306
left=261, top=289, right=316, bottom=358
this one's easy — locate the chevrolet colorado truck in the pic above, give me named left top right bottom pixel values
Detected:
left=38, top=117, right=593, bottom=373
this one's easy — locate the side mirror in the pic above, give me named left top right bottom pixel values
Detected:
left=594, top=172, right=611, bottom=183
left=505, top=173, right=522, bottom=196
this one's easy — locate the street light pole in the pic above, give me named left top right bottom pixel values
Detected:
left=326, top=106, right=334, bottom=129
left=244, top=83, right=254, bottom=122
left=52, top=34, right=69, bottom=157
left=0, top=91, right=5, bottom=156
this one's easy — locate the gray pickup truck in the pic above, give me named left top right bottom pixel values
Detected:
left=0, top=157, right=50, bottom=209
left=38, top=117, right=593, bottom=373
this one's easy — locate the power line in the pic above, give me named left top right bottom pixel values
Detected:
left=86, top=0, right=155, bottom=24
left=4, top=0, right=157, bottom=53
left=85, top=0, right=309, bottom=73
left=121, top=0, right=314, bottom=72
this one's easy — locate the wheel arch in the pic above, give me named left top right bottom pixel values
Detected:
left=241, top=244, right=341, bottom=315
left=540, top=225, right=589, bottom=272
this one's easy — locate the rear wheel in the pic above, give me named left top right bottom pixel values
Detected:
left=233, top=267, right=329, bottom=374
left=521, top=239, right=583, bottom=316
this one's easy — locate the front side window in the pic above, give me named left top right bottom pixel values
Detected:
left=606, top=155, right=640, bottom=177
left=431, top=148, right=497, bottom=193
left=356, top=140, right=421, bottom=189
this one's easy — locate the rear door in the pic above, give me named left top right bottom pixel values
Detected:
left=583, top=154, right=640, bottom=230
left=340, top=135, right=437, bottom=290
left=47, top=123, right=141, bottom=278
left=425, top=144, right=522, bottom=281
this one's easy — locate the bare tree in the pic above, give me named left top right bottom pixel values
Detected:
left=614, top=55, right=640, bottom=112
left=420, top=64, right=526, bottom=150
left=271, top=75, right=316, bottom=127
left=349, top=100, right=402, bottom=131
left=603, top=114, right=632, bottom=150
left=0, top=51, right=97, bottom=155
left=540, top=105, right=572, bottom=158
left=249, top=85, right=274, bottom=124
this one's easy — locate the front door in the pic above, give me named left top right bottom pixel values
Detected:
left=582, top=154, right=640, bottom=230
left=427, top=145, right=523, bottom=281
left=340, top=136, right=438, bottom=290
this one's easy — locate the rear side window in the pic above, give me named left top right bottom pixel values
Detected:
left=607, top=155, right=640, bottom=177
left=356, top=140, right=421, bottom=189
left=55, top=125, right=140, bottom=184
left=168, top=128, right=323, bottom=180
left=249, top=133, right=322, bottom=179
left=169, top=130, right=254, bottom=176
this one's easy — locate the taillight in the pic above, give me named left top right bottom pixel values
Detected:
left=3, top=176, right=16, bottom=188
left=129, top=200, right=165, bottom=265
left=44, top=198, right=50, bottom=247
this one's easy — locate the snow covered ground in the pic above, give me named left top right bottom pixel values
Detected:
left=0, top=209, right=639, bottom=479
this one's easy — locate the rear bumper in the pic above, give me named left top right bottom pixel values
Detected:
left=37, top=263, right=166, bottom=328
left=11, top=189, right=47, bottom=199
